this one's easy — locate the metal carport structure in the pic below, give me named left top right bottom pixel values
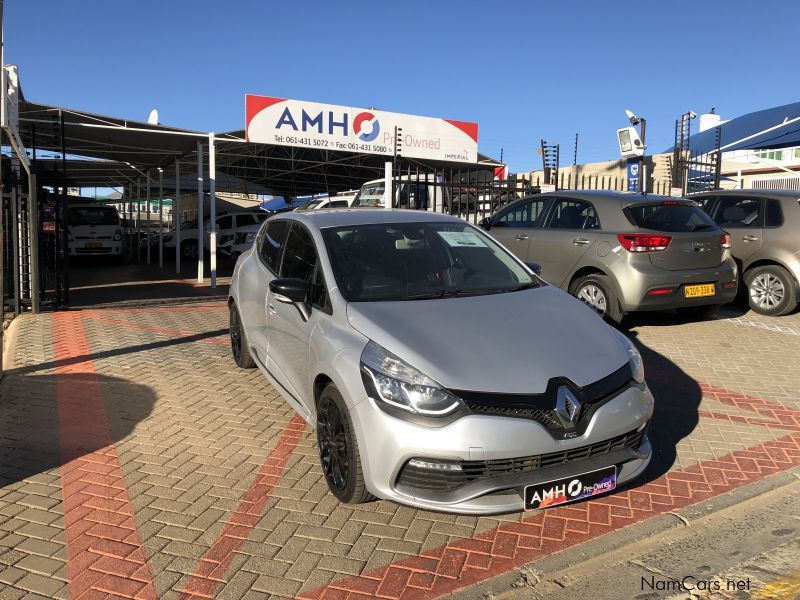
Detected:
left=4, top=96, right=503, bottom=316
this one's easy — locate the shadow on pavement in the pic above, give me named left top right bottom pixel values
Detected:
left=619, top=327, right=703, bottom=488
left=67, top=258, right=233, bottom=308
left=0, top=373, right=156, bottom=487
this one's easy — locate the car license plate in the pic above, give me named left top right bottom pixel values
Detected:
left=684, top=283, right=715, bottom=298
left=524, top=466, right=617, bottom=510
left=85, top=242, right=103, bottom=249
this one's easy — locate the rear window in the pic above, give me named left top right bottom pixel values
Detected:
left=624, top=203, right=717, bottom=233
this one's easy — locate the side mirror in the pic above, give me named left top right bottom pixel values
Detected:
left=269, top=278, right=311, bottom=320
left=478, top=217, right=492, bottom=230
left=525, top=262, right=542, bottom=275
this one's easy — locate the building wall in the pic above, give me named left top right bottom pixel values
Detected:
left=519, top=153, right=676, bottom=194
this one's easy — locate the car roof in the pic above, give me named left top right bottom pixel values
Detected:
left=526, top=190, right=688, bottom=207
left=274, top=208, right=465, bottom=229
left=692, top=189, right=800, bottom=199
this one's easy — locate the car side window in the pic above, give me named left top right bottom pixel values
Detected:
left=217, top=215, right=233, bottom=230
left=765, top=199, right=784, bottom=228
left=494, top=198, right=547, bottom=228
left=546, top=198, right=600, bottom=230
left=694, top=195, right=716, bottom=214
left=258, top=220, right=290, bottom=273
left=712, top=197, right=763, bottom=228
left=280, top=223, right=330, bottom=311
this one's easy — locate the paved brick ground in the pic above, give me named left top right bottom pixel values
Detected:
left=1, top=267, right=799, bottom=599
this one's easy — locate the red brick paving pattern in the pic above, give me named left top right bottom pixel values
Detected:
left=53, top=311, right=158, bottom=599
left=179, top=414, right=307, bottom=599
left=39, top=305, right=800, bottom=599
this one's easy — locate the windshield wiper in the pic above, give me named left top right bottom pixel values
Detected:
left=401, top=286, right=536, bottom=300
left=510, top=281, right=540, bottom=291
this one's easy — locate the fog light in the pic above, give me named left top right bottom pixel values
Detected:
left=408, top=459, right=462, bottom=471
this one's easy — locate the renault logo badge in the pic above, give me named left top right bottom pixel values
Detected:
left=555, top=387, right=582, bottom=427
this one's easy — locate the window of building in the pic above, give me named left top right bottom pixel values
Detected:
left=755, top=149, right=784, bottom=161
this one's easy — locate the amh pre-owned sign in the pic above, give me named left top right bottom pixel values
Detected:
left=245, top=95, right=479, bottom=164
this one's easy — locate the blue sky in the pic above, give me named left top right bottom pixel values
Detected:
left=6, top=0, right=799, bottom=173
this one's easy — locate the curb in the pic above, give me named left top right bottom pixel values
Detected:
left=452, top=467, right=800, bottom=599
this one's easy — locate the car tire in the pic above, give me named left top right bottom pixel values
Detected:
left=745, top=265, right=797, bottom=317
left=181, top=239, right=199, bottom=261
left=570, top=274, right=623, bottom=324
left=229, top=302, right=255, bottom=369
left=316, top=384, right=375, bottom=504
left=676, top=304, right=720, bottom=320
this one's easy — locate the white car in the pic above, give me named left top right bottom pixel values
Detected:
left=68, top=204, right=123, bottom=259
left=228, top=223, right=262, bottom=259
left=296, top=193, right=358, bottom=211
left=153, top=211, right=268, bottom=260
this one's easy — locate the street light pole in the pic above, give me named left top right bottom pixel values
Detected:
left=639, top=117, right=647, bottom=193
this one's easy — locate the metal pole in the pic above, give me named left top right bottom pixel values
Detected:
left=196, top=140, right=204, bottom=283
left=136, top=177, right=141, bottom=263
left=175, top=159, right=181, bottom=273
left=639, top=118, right=647, bottom=193
left=384, top=161, right=392, bottom=209
left=0, top=136, right=4, bottom=380
left=10, top=186, right=18, bottom=315
left=158, top=168, right=163, bottom=268
left=28, top=172, right=39, bottom=314
left=209, top=132, right=216, bottom=288
left=146, top=170, right=151, bottom=264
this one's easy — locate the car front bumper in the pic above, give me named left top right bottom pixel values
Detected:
left=350, top=384, right=654, bottom=515
left=69, top=241, right=122, bottom=256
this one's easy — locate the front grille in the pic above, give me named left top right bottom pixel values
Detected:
left=468, top=404, right=560, bottom=428
left=396, top=427, right=646, bottom=493
left=452, top=363, right=633, bottom=438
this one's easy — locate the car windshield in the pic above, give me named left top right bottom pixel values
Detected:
left=352, top=183, right=385, bottom=208
left=322, top=222, right=538, bottom=302
left=68, top=207, right=119, bottom=226
left=624, top=203, right=718, bottom=232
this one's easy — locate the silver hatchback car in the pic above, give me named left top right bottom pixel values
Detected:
left=229, top=209, right=653, bottom=514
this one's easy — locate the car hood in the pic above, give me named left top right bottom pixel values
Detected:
left=346, top=286, right=629, bottom=394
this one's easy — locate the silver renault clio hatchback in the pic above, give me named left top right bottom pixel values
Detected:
left=229, top=209, right=653, bottom=514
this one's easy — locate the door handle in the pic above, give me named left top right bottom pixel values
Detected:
left=742, top=235, right=759, bottom=242
left=572, top=237, right=591, bottom=245
left=515, top=234, right=529, bottom=241
left=267, top=303, right=277, bottom=314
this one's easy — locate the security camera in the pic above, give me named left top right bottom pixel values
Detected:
left=688, top=111, right=697, bottom=119
left=625, top=109, right=640, bottom=125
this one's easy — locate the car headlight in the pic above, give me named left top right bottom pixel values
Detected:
left=360, top=341, right=463, bottom=416
left=614, top=330, right=645, bottom=385
left=113, top=229, right=123, bottom=241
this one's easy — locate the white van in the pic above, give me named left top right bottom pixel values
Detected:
left=352, top=176, right=450, bottom=212
left=68, top=204, right=123, bottom=259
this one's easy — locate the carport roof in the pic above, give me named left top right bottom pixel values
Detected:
left=17, top=99, right=502, bottom=197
